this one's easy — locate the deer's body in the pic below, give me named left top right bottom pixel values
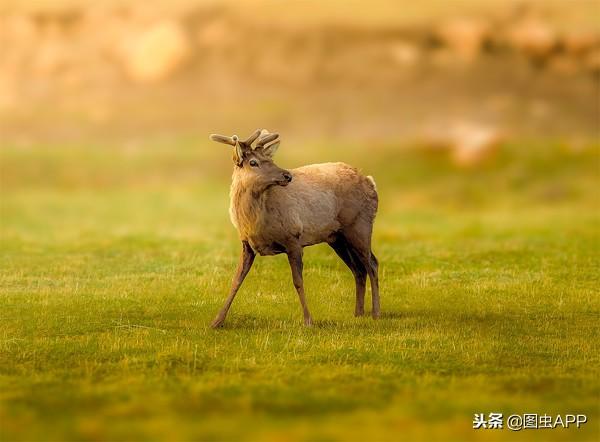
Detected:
left=231, top=162, right=377, bottom=256
left=210, top=130, right=380, bottom=327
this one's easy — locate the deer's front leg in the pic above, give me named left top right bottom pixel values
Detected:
left=287, top=247, right=313, bottom=326
left=211, top=241, right=255, bottom=328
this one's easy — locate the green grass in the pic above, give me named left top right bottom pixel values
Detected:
left=1, top=140, right=599, bottom=441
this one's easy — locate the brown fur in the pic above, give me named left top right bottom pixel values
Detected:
left=210, top=131, right=379, bottom=327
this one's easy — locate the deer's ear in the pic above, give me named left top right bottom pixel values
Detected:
left=233, top=143, right=244, bottom=166
left=262, top=140, right=280, bottom=158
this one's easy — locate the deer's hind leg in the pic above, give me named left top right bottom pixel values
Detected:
left=343, top=221, right=380, bottom=319
left=329, top=235, right=367, bottom=316
left=367, top=251, right=380, bottom=318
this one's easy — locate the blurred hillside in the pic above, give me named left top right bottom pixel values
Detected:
left=0, top=0, right=599, bottom=145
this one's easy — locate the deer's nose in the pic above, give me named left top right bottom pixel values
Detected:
left=283, top=172, right=292, bottom=183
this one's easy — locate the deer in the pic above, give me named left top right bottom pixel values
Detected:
left=209, top=129, right=379, bottom=328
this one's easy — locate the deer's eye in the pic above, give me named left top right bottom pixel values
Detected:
left=249, top=159, right=259, bottom=167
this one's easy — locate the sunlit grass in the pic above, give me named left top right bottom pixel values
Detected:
left=1, top=140, right=599, bottom=441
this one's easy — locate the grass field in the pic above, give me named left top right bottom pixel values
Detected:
left=1, top=139, right=599, bottom=441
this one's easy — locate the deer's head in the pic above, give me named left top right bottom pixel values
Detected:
left=210, top=129, right=292, bottom=190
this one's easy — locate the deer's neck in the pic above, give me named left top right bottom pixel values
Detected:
left=229, top=176, right=268, bottom=239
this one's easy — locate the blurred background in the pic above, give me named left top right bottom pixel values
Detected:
left=1, top=0, right=598, bottom=149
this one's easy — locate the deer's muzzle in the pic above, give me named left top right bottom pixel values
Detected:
left=278, top=171, right=292, bottom=186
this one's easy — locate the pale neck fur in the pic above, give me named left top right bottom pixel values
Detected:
left=229, top=172, right=268, bottom=239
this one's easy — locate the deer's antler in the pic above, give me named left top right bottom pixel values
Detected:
left=256, top=130, right=279, bottom=149
left=241, top=129, right=262, bottom=147
left=209, top=134, right=245, bottom=165
left=209, top=134, right=239, bottom=146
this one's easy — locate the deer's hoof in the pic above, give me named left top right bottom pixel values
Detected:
left=211, top=317, right=225, bottom=329
left=304, top=317, right=313, bottom=327
left=354, top=310, right=365, bottom=317
left=372, top=312, right=381, bottom=320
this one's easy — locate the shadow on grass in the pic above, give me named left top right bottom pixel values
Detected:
left=208, top=309, right=525, bottom=341
left=209, top=311, right=410, bottom=331
left=378, top=311, right=406, bottom=320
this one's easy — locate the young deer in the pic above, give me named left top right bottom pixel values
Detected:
left=209, top=129, right=379, bottom=327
